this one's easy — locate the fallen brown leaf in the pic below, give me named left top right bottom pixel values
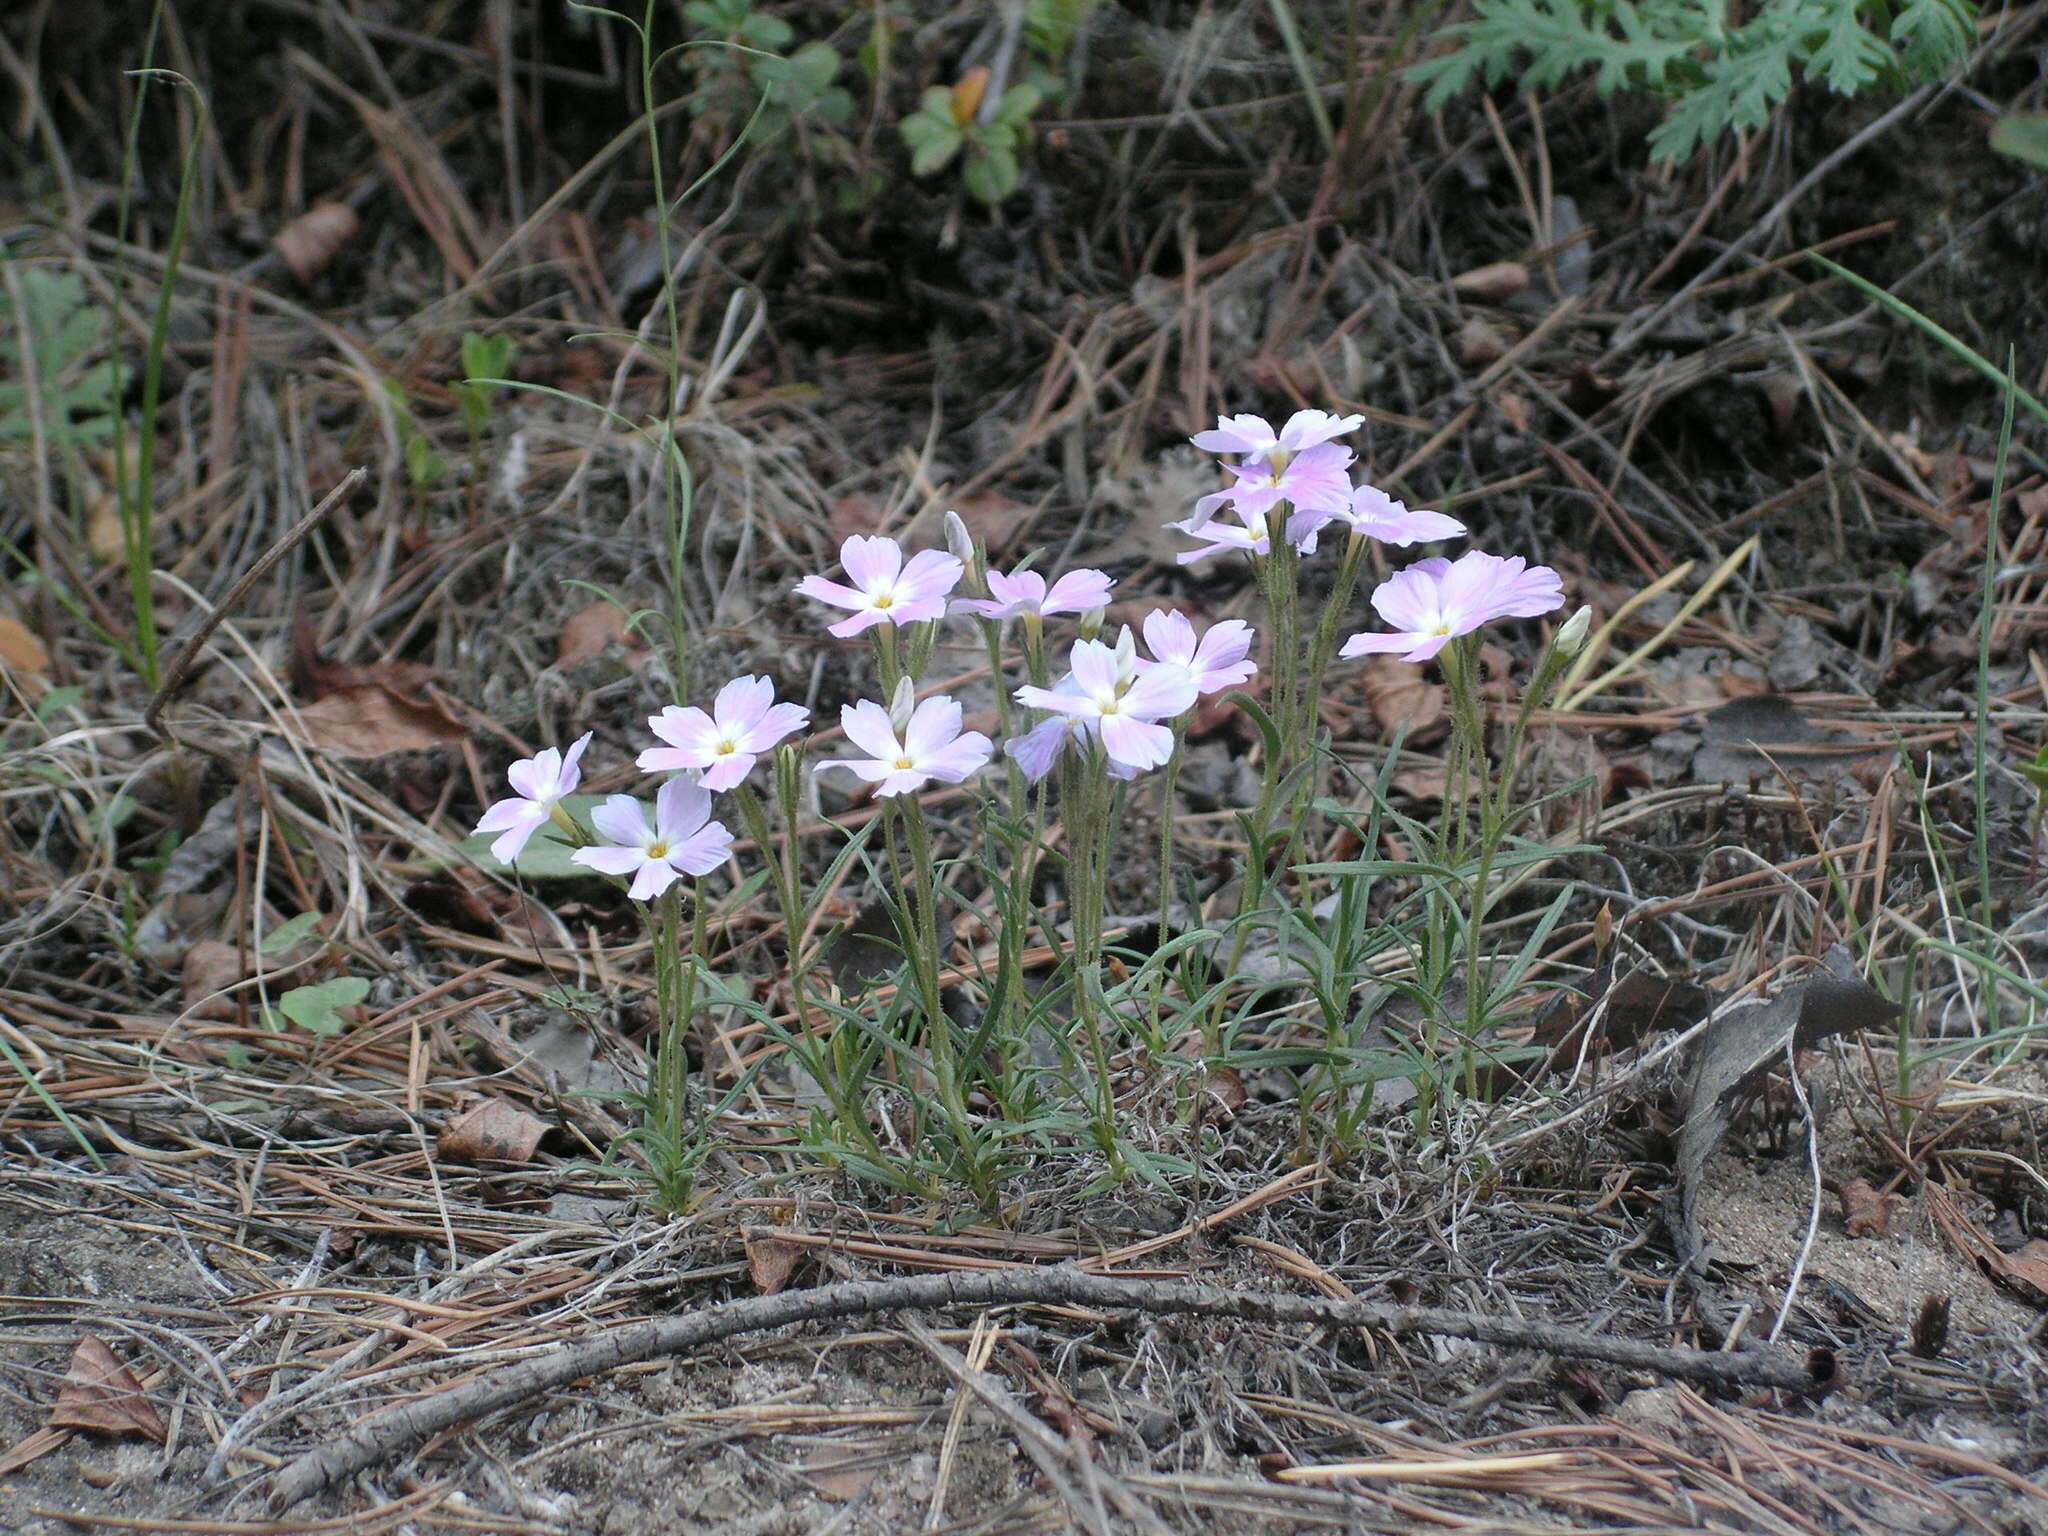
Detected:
left=829, top=492, right=886, bottom=542
left=402, top=878, right=502, bottom=939
left=289, top=686, right=466, bottom=758
left=273, top=201, right=361, bottom=283
left=1456, top=317, right=1515, bottom=366
left=0, top=614, right=50, bottom=678
left=946, top=491, right=1036, bottom=557
left=49, top=1338, right=165, bottom=1444
left=1450, top=261, right=1529, bottom=302
left=1359, top=658, right=1443, bottom=736
left=438, top=1098, right=550, bottom=1164
left=1834, top=1177, right=1902, bottom=1238
left=556, top=600, right=650, bottom=672
left=744, top=1226, right=805, bottom=1296
left=290, top=613, right=439, bottom=702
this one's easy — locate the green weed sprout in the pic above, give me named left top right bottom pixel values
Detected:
left=1411, top=0, right=1977, bottom=164
left=900, top=69, right=1044, bottom=206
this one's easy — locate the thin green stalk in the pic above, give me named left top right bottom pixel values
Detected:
left=1155, top=717, right=1191, bottom=941
left=898, top=803, right=995, bottom=1197
left=873, top=623, right=901, bottom=694
left=110, top=53, right=202, bottom=692
left=1265, top=0, right=1336, bottom=155
left=1062, top=757, right=1123, bottom=1170
left=1976, top=351, right=2019, bottom=931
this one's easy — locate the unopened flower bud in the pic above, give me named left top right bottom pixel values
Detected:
left=1111, top=625, right=1137, bottom=673
left=1555, top=604, right=1594, bottom=658
left=942, top=509, right=975, bottom=566
left=888, top=675, right=917, bottom=733
left=1078, top=606, right=1106, bottom=641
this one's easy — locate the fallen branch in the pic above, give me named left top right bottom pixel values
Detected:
left=270, top=1263, right=1827, bottom=1509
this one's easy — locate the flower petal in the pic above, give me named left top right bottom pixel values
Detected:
left=816, top=756, right=892, bottom=784
left=627, top=860, right=682, bottom=902
left=572, top=844, right=648, bottom=877
left=713, top=675, right=773, bottom=734
left=588, top=794, right=652, bottom=848
left=654, top=776, right=713, bottom=840
left=671, top=821, right=735, bottom=876
left=1065, top=640, right=1120, bottom=700
left=793, top=575, right=869, bottom=611
left=1142, top=610, right=1195, bottom=667
left=1099, top=714, right=1172, bottom=772
left=1006, top=717, right=1074, bottom=782
left=838, top=700, right=903, bottom=763
left=901, top=696, right=965, bottom=760
left=838, top=534, right=901, bottom=593
left=478, top=801, right=546, bottom=864
left=1041, top=568, right=1113, bottom=614
left=896, top=549, right=966, bottom=603
left=505, top=747, right=561, bottom=803
left=917, top=732, right=992, bottom=783
left=646, top=705, right=717, bottom=757
left=737, top=701, right=809, bottom=752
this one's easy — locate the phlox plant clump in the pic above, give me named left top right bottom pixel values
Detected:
left=472, top=407, right=1581, bottom=1206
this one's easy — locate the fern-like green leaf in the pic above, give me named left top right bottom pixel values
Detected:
left=1890, top=0, right=1975, bottom=75
left=1413, top=0, right=1976, bottom=165
left=1806, top=0, right=1893, bottom=94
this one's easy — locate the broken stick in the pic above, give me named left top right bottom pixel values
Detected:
left=270, top=1263, right=1827, bottom=1509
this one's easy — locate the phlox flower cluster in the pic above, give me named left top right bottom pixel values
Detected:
left=475, top=407, right=1567, bottom=904
left=1182, top=408, right=1563, bottom=655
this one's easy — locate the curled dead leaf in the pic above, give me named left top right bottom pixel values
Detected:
left=290, top=613, right=440, bottom=702
left=556, top=601, right=650, bottom=673
left=1450, top=261, right=1529, bottom=302
left=273, top=201, right=361, bottom=284
left=0, top=614, right=51, bottom=679
left=744, top=1226, right=805, bottom=1296
left=1359, top=657, right=1443, bottom=737
left=438, top=1098, right=549, bottom=1165
left=1456, top=317, right=1515, bottom=365
left=50, top=1338, right=165, bottom=1444
left=945, top=490, right=1036, bottom=558
left=1833, top=1176, right=1903, bottom=1238
left=288, top=685, right=465, bottom=758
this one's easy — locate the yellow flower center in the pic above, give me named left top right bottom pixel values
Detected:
left=647, top=840, right=670, bottom=859
left=893, top=756, right=915, bottom=770
left=874, top=593, right=895, bottom=610
left=715, top=740, right=736, bottom=755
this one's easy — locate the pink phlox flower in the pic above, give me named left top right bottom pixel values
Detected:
left=952, top=566, right=1115, bottom=621
left=793, top=534, right=963, bottom=638
left=1139, top=611, right=1257, bottom=696
left=1184, top=440, right=1355, bottom=532
left=1015, top=637, right=1197, bottom=775
left=1334, top=484, right=1468, bottom=546
left=1339, top=552, right=1566, bottom=664
left=1005, top=677, right=1141, bottom=785
left=570, top=778, right=734, bottom=902
left=1190, top=409, right=1364, bottom=463
left=817, top=695, right=992, bottom=797
left=1168, top=505, right=1272, bottom=566
left=638, top=675, right=809, bottom=792
left=473, top=731, right=592, bottom=864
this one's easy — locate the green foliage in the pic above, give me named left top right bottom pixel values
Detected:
left=383, top=380, right=446, bottom=490
left=273, top=976, right=370, bottom=1036
left=454, top=331, right=515, bottom=441
left=1410, top=0, right=1976, bottom=164
left=899, top=78, right=1044, bottom=205
left=682, top=0, right=853, bottom=140
left=0, top=267, right=125, bottom=445
left=1992, top=113, right=2048, bottom=170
